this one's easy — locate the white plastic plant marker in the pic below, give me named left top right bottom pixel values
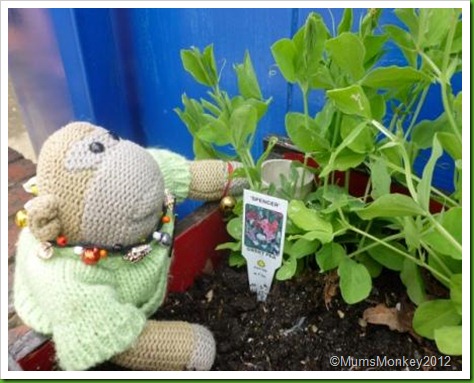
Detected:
left=242, top=189, right=288, bottom=301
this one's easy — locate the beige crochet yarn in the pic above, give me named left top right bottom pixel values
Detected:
left=15, top=121, right=247, bottom=371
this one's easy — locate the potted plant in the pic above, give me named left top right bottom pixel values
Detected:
left=216, top=8, right=462, bottom=357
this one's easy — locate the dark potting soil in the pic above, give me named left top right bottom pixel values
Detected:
left=151, top=255, right=462, bottom=371
left=92, top=254, right=462, bottom=372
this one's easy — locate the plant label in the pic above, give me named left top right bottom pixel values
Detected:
left=242, top=189, right=288, bottom=301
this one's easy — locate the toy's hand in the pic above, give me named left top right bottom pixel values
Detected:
left=188, top=160, right=248, bottom=201
left=111, top=320, right=216, bottom=370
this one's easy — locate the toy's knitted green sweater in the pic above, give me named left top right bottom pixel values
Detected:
left=14, top=149, right=191, bottom=371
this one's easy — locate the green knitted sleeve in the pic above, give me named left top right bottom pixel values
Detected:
left=146, top=148, right=192, bottom=202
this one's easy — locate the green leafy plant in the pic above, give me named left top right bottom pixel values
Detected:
left=178, top=9, right=463, bottom=356
left=175, top=45, right=274, bottom=190
left=269, top=8, right=462, bottom=355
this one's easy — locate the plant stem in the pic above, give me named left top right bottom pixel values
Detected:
left=347, top=223, right=450, bottom=285
left=376, top=156, right=459, bottom=208
left=440, top=81, right=462, bottom=142
left=347, top=232, right=405, bottom=259
left=420, top=240, right=453, bottom=279
left=426, top=213, right=462, bottom=255
left=418, top=50, right=461, bottom=142
left=371, top=120, right=419, bottom=201
left=404, top=86, right=429, bottom=140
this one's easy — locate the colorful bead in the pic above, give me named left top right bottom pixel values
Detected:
left=219, top=196, right=236, bottom=215
left=81, top=248, right=101, bottom=265
left=30, top=185, right=39, bottom=196
left=123, top=244, right=152, bottom=263
left=160, top=233, right=172, bottom=247
left=36, top=242, right=54, bottom=260
left=15, top=209, right=28, bottom=228
left=99, top=249, right=108, bottom=259
left=153, top=231, right=163, bottom=241
left=162, top=215, right=171, bottom=224
left=56, top=235, right=68, bottom=247
left=73, top=246, right=84, bottom=255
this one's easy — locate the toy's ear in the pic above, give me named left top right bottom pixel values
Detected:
left=27, top=194, right=62, bottom=242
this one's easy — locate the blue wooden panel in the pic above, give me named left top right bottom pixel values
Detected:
left=119, top=8, right=294, bottom=161
left=50, top=9, right=143, bottom=143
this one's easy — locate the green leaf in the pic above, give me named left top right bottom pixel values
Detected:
left=320, top=120, right=368, bottom=178
left=437, top=132, right=462, bottom=161
left=303, top=13, right=329, bottom=74
left=413, top=299, right=461, bottom=339
left=327, top=85, right=372, bottom=118
left=423, top=207, right=462, bottom=260
left=202, top=45, right=218, bottom=86
left=196, top=117, right=231, bottom=146
left=367, top=91, right=386, bottom=121
left=366, top=240, right=405, bottom=271
left=200, top=98, right=221, bottom=117
left=363, top=66, right=430, bottom=89
left=400, top=259, right=427, bottom=305
left=288, top=238, right=319, bottom=259
left=245, top=98, right=271, bottom=121
left=338, top=258, right=372, bottom=304
left=428, top=252, right=462, bottom=288
left=369, top=157, right=391, bottom=199
left=337, top=9, right=353, bottom=34
left=419, top=9, right=456, bottom=48
left=329, top=148, right=365, bottom=173
left=181, top=47, right=216, bottom=87
left=411, top=114, right=449, bottom=150
left=289, top=230, right=332, bottom=245
left=326, top=33, right=366, bottom=81
left=450, top=274, right=462, bottom=316
left=355, top=253, right=383, bottom=278
left=340, top=116, right=374, bottom=154
left=229, top=104, right=257, bottom=150
left=192, top=138, right=217, bottom=160
left=285, top=112, right=330, bottom=153
left=271, top=38, right=297, bottom=83
left=394, top=8, right=419, bottom=37
left=384, top=25, right=417, bottom=67
left=356, top=193, right=426, bottom=220
left=229, top=252, right=246, bottom=267
left=227, top=217, right=242, bottom=240
left=434, top=326, right=462, bottom=356
left=363, top=34, right=388, bottom=67
left=316, top=242, right=346, bottom=272
left=403, top=217, right=421, bottom=251
left=288, top=200, right=333, bottom=243
left=216, top=241, right=241, bottom=252
left=417, top=135, right=443, bottom=211
left=276, top=255, right=297, bottom=280
left=234, top=51, right=263, bottom=100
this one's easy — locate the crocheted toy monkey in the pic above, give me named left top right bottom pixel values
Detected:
left=14, top=121, right=245, bottom=371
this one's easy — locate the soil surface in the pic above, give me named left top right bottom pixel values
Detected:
left=152, top=255, right=462, bottom=371
left=93, top=254, right=462, bottom=371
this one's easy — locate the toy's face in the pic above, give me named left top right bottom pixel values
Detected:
left=34, top=122, right=165, bottom=248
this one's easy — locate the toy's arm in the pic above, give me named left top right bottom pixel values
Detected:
left=188, top=160, right=248, bottom=201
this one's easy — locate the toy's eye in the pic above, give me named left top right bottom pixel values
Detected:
left=108, top=131, right=120, bottom=141
left=89, top=141, right=105, bottom=153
